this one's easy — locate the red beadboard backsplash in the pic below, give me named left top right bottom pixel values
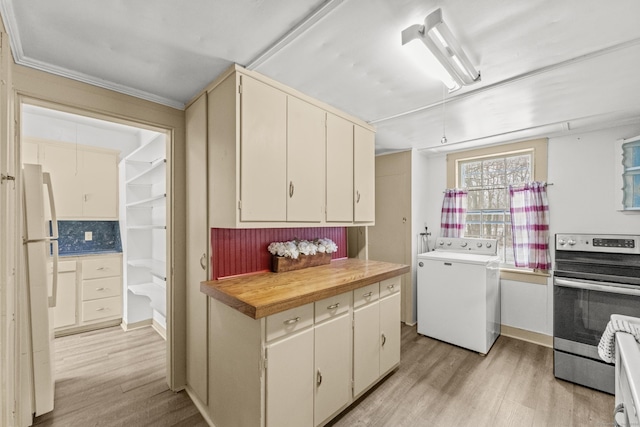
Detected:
left=211, top=227, right=347, bottom=280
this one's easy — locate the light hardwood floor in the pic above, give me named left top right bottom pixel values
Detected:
left=34, top=324, right=613, bottom=427
left=33, top=326, right=207, bottom=427
left=329, top=325, right=614, bottom=427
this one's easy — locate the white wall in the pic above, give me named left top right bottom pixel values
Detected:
left=417, top=123, right=640, bottom=336
left=410, top=149, right=431, bottom=324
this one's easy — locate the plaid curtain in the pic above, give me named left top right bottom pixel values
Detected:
left=440, top=189, right=467, bottom=238
left=509, top=182, right=551, bottom=270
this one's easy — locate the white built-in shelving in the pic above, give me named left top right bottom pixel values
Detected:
left=120, top=133, right=168, bottom=331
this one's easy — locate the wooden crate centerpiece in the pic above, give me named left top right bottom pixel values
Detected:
left=268, top=238, right=338, bottom=273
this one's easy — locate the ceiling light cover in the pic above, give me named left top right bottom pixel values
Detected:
left=402, top=8, right=480, bottom=91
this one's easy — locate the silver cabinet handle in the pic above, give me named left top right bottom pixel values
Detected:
left=363, top=291, right=373, bottom=298
left=283, top=317, right=300, bottom=325
left=381, top=333, right=386, bottom=347
left=96, top=287, right=105, bottom=291
left=200, top=253, right=207, bottom=270
left=96, top=307, right=105, bottom=311
left=317, top=369, right=322, bottom=386
left=387, top=284, right=395, bottom=290
left=327, top=303, right=340, bottom=310
left=356, top=190, right=361, bottom=203
left=97, top=267, right=106, bottom=270
left=289, top=181, right=294, bottom=198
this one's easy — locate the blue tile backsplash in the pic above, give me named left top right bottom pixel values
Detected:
left=56, top=220, right=122, bottom=256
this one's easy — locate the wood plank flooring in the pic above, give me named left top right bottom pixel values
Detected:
left=34, top=324, right=613, bottom=427
left=329, top=325, right=614, bottom=427
left=33, top=326, right=206, bottom=427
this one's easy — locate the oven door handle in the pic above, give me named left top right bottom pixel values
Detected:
left=555, top=278, right=640, bottom=297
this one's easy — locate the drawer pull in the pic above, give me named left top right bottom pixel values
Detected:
left=96, top=307, right=106, bottom=312
left=363, top=291, right=373, bottom=298
left=381, top=333, right=387, bottom=347
left=387, top=284, right=395, bottom=290
left=327, top=303, right=340, bottom=310
left=96, top=287, right=106, bottom=291
left=97, top=267, right=106, bottom=270
left=317, top=369, right=322, bottom=386
left=283, top=317, right=300, bottom=325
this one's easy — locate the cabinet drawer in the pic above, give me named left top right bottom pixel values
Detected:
left=82, top=276, right=121, bottom=301
left=380, top=276, right=401, bottom=299
left=82, top=257, right=121, bottom=279
left=50, top=260, right=76, bottom=274
left=82, top=296, right=122, bottom=322
left=266, top=303, right=314, bottom=342
left=353, top=282, right=379, bottom=308
left=315, top=291, right=351, bottom=324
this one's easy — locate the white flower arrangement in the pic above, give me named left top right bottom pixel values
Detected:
left=268, top=238, right=338, bottom=259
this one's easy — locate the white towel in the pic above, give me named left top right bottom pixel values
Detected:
left=598, top=319, right=640, bottom=364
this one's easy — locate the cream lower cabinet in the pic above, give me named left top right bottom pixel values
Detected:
left=353, top=277, right=401, bottom=397
left=54, top=254, right=123, bottom=336
left=207, top=282, right=398, bottom=427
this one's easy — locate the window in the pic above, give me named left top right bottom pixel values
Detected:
left=447, top=139, right=548, bottom=269
left=622, top=138, right=640, bottom=210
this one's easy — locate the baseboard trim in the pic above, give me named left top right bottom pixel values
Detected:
left=501, top=324, right=553, bottom=348
left=120, top=319, right=152, bottom=332
left=185, top=386, right=215, bottom=427
left=152, top=319, right=167, bottom=340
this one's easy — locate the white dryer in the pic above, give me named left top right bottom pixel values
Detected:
left=417, top=237, right=500, bottom=354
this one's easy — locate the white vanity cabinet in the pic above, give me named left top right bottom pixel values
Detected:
left=205, top=65, right=375, bottom=228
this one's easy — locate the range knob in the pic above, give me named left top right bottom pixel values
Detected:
left=460, top=242, right=468, bottom=247
left=558, top=239, right=566, bottom=246
left=446, top=241, right=452, bottom=246
left=476, top=242, right=483, bottom=248
left=486, top=242, right=492, bottom=248
left=568, top=239, right=576, bottom=246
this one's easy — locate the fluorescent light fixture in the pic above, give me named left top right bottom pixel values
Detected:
left=402, top=8, right=480, bottom=92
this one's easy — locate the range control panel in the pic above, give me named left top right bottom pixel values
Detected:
left=556, top=234, right=640, bottom=254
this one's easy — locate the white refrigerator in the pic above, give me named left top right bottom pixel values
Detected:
left=21, top=163, right=58, bottom=418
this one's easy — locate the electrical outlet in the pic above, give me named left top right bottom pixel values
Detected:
left=85, top=231, right=93, bottom=241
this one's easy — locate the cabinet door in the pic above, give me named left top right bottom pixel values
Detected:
left=53, top=270, right=77, bottom=329
left=379, top=292, right=401, bottom=374
left=42, top=144, right=83, bottom=218
left=266, top=328, right=314, bottom=427
left=353, top=302, right=380, bottom=396
left=326, top=114, right=353, bottom=222
left=314, top=314, right=351, bottom=426
left=353, top=125, right=375, bottom=223
left=81, top=150, right=118, bottom=219
left=240, top=75, right=287, bottom=222
left=287, top=97, right=325, bottom=222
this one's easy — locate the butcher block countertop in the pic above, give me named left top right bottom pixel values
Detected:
left=200, top=258, right=410, bottom=319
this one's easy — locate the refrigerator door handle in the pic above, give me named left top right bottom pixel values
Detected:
left=42, top=172, right=58, bottom=239
left=49, top=240, right=58, bottom=308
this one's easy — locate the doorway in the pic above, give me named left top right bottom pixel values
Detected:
left=19, top=99, right=172, bottom=415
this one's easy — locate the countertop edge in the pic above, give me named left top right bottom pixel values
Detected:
left=201, top=259, right=409, bottom=319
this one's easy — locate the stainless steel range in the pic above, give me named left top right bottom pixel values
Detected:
left=554, top=233, right=640, bottom=394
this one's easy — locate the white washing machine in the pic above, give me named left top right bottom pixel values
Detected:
left=417, top=237, right=501, bottom=354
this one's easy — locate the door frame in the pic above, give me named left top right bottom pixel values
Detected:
left=15, top=94, right=177, bottom=386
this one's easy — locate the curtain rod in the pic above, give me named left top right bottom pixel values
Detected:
left=444, top=182, right=554, bottom=193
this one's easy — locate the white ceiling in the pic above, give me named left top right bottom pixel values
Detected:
left=3, top=0, right=640, bottom=154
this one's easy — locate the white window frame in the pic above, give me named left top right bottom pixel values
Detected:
left=446, top=138, right=549, bottom=284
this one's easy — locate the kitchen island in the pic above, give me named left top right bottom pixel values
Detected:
left=200, top=258, right=409, bottom=427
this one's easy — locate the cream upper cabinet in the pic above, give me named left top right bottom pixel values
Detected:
left=206, top=65, right=375, bottom=228
left=42, top=143, right=84, bottom=218
left=354, top=125, right=375, bottom=223
left=32, top=140, right=119, bottom=220
left=81, top=149, right=118, bottom=218
left=287, top=97, right=325, bottom=222
left=240, top=75, right=288, bottom=222
left=326, top=113, right=354, bottom=222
